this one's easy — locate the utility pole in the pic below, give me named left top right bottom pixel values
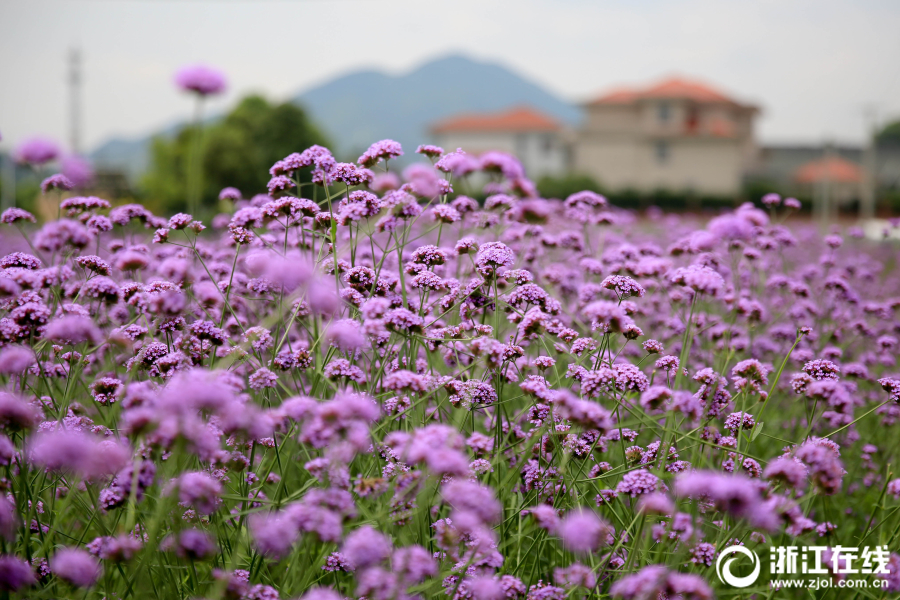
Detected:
left=68, top=47, right=82, bottom=155
left=860, top=106, right=878, bottom=221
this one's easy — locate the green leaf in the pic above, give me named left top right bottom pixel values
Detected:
left=750, top=422, right=764, bottom=441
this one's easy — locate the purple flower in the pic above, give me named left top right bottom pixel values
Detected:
left=554, top=562, right=596, bottom=589
left=0, top=346, right=36, bottom=375
left=442, top=479, right=501, bottom=525
left=75, top=254, right=112, bottom=275
left=480, top=151, right=524, bottom=180
left=35, top=219, right=92, bottom=251
left=640, top=386, right=672, bottom=414
left=331, top=163, right=373, bottom=186
left=298, top=588, right=344, bottom=600
left=341, top=525, right=392, bottom=569
left=1, top=251, right=42, bottom=270
left=761, top=192, right=781, bottom=207
left=249, top=511, right=299, bottom=559
left=435, top=148, right=479, bottom=177
left=249, top=367, right=278, bottom=390
left=326, top=319, right=367, bottom=352
left=29, top=430, right=130, bottom=479
left=675, top=470, right=778, bottom=530
left=87, top=535, right=142, bottom=562
left=474, top=242, right=515, bottom=277
left=565, top=190, right=607, bottom=209
left=793, top=439, right=844, bottom=495
left=524, top=504, right=560, bottom=533
left=601, top=275, right=645, bottom=298
left=44, top=315, right=102, bottom=346
left=723, top=411, right=755, bottom=433
left=582, top=301, right=635, bottom=334
left=0, top=208, right=36, bottom=224
left=553, top=390, right=612, bottom=431
left=557, top=509, right=612, bottom=553
left=616, top=469, right=660, bottom=497
left=0, top=393, right=41, bottom=431
left=267, top=175, right=295, bottom=198
left=91, top=377, right=123, bottom=405
left=732, top=358, right=770, bottom=392
left=61, top=155, right=94, bottom=187
left=174, top=64, right=227, bottom=95
left=669, top=264, right=725, bottom=296
left=219, top=186, right=242, bottom=201
left=416, top=144, right=444, bottom=158
left=14, top=137, right=60, bottom=165
left=764, top=456, right=808, bottom=489
left=878, top=378, right=900, bottom=402
left=636, top=492, right=674, bottom=515
left=526, top=580, right=566, bottom=600
left=50, top=548, right=101, bottom=588
left=177, top=471, right=223, bottom=514
left=466, top=575, right=505, bottom=600
left=392, top=545, right=437, bottom=585
left=803, top=359, right=840, bottom=381
left=0, top=555, right=35, bottom=591
left=358, top=139, right=404, bottom=167
left=610, top=565, right=668, bottom=599
left=879, top=553, right=900, bottom=592
left=40, top=174, right=74, bottom=193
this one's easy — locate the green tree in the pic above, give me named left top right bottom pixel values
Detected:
left=535, top=173, right=605, bottom=200
left=142, top=95, right=331, bottom=215
left=876, top=119, right=900, bottom=144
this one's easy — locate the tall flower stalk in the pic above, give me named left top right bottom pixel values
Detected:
left=174, top=64, right=227, bottom=216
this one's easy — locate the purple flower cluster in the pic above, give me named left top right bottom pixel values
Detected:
left=174, top=64, right=227, bottom=95
left=0, top=135, right=898, bottom=600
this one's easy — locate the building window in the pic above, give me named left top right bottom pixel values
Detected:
left=542, top=135, right=554, bottom=154
left=655, top=141, right=669, bottom=164
left=658, top=102, right=671, bottom=123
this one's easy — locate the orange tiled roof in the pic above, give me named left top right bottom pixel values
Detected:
left=431, top=106, right=560, bottom=134
left=590, top=77, right=747, bottom=106
left=794, top=156, right=863, bottom=184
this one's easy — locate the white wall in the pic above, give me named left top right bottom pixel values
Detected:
left=433, top=131, right=568, bottom=179
left=575, top=101, right=756, bottom=194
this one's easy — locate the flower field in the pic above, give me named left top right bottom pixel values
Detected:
left=0, top=137, right=899, bottom=599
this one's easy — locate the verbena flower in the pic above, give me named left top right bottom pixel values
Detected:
left=14, top=137, right=60, bottom=165
left=174, top=64, right=227, bottom=95
left=358, top=139, right=403, bottom=168
left=49, top=548, right=101, bottom=588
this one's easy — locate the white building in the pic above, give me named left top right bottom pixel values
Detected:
left=575, top=77, right=759, bottom=196
left=429, top=106, right=569, bottom=178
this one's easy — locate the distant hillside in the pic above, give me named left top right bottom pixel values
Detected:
left=90, top=122, right=180, bottom=182
left=293, top=54, right=581, bottom=159
left=90, top=54, right=579, bottom=180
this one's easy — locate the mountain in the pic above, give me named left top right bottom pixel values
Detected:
left=292, top=54, right=581, bottom=159
left=90, top=122, right=181, bottom=182
left=90, top=54, right=579, bottom=179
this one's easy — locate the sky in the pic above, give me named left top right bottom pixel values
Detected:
left=1, top=0, right=899, bottom=156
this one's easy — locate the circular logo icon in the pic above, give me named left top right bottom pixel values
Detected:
left=716, top=545, right=761, bottom=588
